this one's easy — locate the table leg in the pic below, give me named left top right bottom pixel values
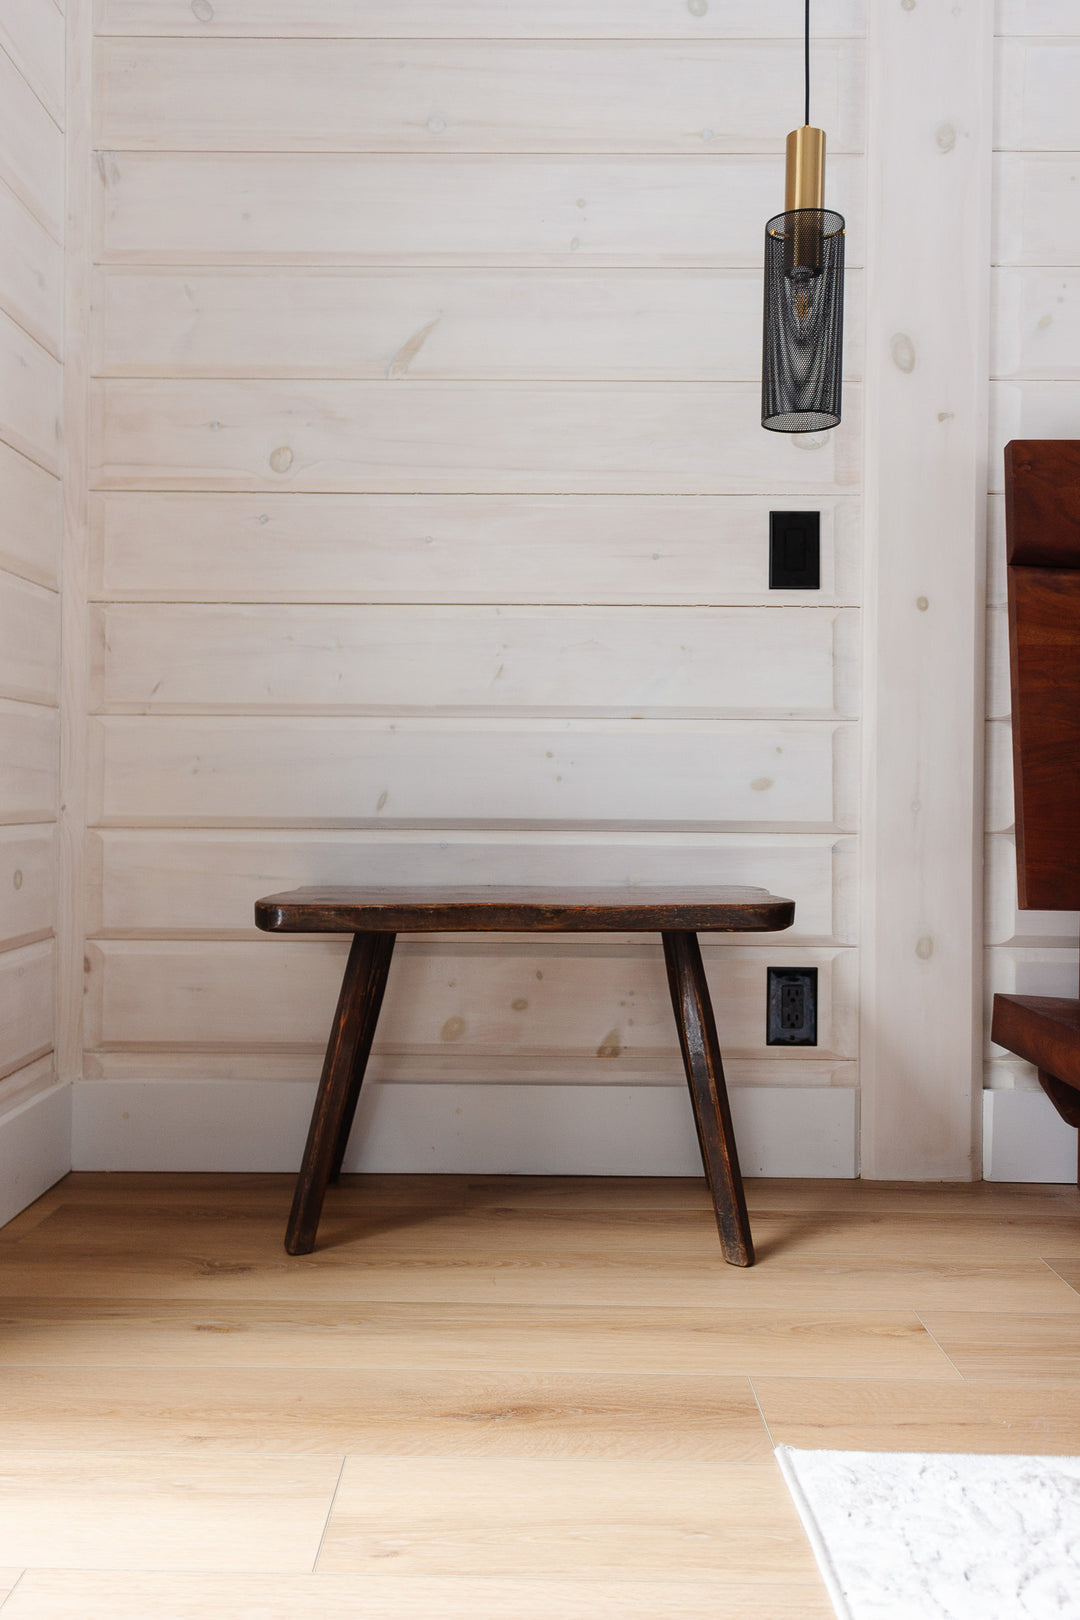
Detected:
left=285, top=930, right=396, bottom=1255
left=662, top=929, right=754, bottom=1267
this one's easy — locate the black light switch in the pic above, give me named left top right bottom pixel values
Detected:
left=769, top=511, right=821, bottom=590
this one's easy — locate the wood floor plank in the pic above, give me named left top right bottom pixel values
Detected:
left=32, top=1170, right=1080, bottom=1217
left=0, top=1569, right=23, bottom=1598
left=0, top=1299, right=958, bottom=1378
left=0, top=1174, right=1075, bottom=1612
left=18, top=1201, right=1080, bottom=1265
left=318, top=1456, right=817, bottom=1580
left=752, top=1375, right=1080, bottom=1453
left=916, top=1311, right=1080, bottom=1381
left=0, top=1367, right=771, bottom=1461
left=0, top=1450, right=342, bottom=1572
left=1046, top=1257, right=1080, bottom=1296
left=3, top=1233, right=1078, bottom=1313
left=0, top=1570, right=835, bottom=1620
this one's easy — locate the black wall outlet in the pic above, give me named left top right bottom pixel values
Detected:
left=766, top=967, right=818, bottom=1046
left=769, top=511, right=821, bottom=589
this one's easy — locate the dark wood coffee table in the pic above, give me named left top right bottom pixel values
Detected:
left=255, top=885, right=796, bottom=1265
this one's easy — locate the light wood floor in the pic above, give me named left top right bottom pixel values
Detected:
left=0, top=1173, right=1077, bottom=1617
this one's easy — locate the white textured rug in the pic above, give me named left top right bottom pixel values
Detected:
left=776, top=1446, right=1080, bottom=1619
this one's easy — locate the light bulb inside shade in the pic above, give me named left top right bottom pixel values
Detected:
left=762, top=207, right=845, bottom=434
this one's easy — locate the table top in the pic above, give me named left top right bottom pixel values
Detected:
left=255, top=885, right=795, bottom=934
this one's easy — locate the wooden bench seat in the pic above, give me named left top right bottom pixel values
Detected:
left=256, top=883, right=795, bottom=1263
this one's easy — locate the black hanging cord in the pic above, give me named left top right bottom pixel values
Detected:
left=804, top=0, right=811, bottom=125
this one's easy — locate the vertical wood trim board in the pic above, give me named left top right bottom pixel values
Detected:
left=57, top=0, right=91, bottom=1091
left=858, top=1, right=991, bottom=1178
left=0, top=1, right=69, bottom=1210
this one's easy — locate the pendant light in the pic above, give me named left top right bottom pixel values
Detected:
left=761, top=0, right=845, bottom=433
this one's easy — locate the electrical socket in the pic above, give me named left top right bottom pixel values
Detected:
left=766, top=966, right=818, bottom=1046
left=769, top=511, right=821, bottom=589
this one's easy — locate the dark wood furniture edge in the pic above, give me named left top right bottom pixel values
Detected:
left=992, top=993, right=1080, bottom=1185
left=256, top=888, right=795, bottom=935
left=663, top=930, right=754, bottom=1266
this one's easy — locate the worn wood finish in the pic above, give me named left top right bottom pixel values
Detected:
left=327, top=934, right=395, bottom=1188
left=256, top=886, right=795, bottom=937
left=284, top=931, right=396, bottom=1256
left=662, top=930, right=753, bottom=1267
left=262, top=887, right=790, bottom=1258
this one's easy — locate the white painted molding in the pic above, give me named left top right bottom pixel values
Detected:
left=983, top=1090, right=1078, bottom=1183
left=859, top=0, right=992, bottom=1177
left=71, top=1081, right=858, bottom=1178
left=0, top=1083, right=72, bottom=1229
left=57, top=0, right=92, bottom=1083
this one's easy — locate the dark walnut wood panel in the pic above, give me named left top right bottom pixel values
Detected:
left=256, top=884, right=795, bottom=1263
left=255, top=885, right=795, bottom=935
left=1005, top=440, right=1080, bottom=568
left=995, top=441, right=1080, bottom=1185
left=1007, top=568, right=1080, bottom=910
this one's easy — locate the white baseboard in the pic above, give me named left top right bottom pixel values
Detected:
left=71, top=1080, right=858, bottom=1178
left=983, top=1089, right=1078, bottom=1182
left=0, top=1082, right=72, bottom=1228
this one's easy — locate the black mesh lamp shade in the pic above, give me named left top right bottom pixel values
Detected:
left=762, top=205, right=845, bottom=433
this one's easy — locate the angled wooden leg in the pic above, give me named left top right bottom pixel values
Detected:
left=328, top=930, right=396, bottom=1185
left=662, top=929, right=754, bottom=1267
left=285, top=931, right=396, bottom=1255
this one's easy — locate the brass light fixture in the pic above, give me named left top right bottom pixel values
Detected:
left=761, top=0, right=845, bottom=433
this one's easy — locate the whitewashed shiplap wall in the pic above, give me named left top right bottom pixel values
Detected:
left=76, top=0, right=866, bottom=1173
left=0, top=0, right=71, bottom=1219
left=985, top=0, right=1080, bottom=1177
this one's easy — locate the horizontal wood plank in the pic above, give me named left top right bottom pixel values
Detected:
left=96, top=152, right=865, bottom=267
left=89, top=715, right=855, bottom=830
left=92, top=604, right=859, bottom=720
left=95, top=38, right=863, bottom=154
left=0, top=572, right=59, bottom=707
left=996, top=37, right=1080, bottom=151
left=89, top=492, right=861, bottom=606
left=0, top=825, right=57, bottom=952
left=992, top=268, right=1080, bottom=380
left=0, top=700, right=59, bottom=825
left=996, top=3, right=1080, bottom=32
left=0, top=180, right=64, bottom=359
left=92, top=379, right=862, bottom=494
left=0, top=1571, right=835, bottom=1620
left=87, top=829, right=852, bottom=943
left=318, top=1456, right=816, bottom=1579
left=994, top=154, right=1080, bottom=267
left=93, top=0, right=866, bottom=39
left=0, top=939, right=54, bottom=1079
left=0, top=307, right=62, bottom=476
left=84, top=937, right=856, bottom=1058
left=0, top=42, right=64, bottom=240
left=0, top=0, right=65, bottom=125
left=94, top=266, right=864, bottom=383
left=0, top=441, right=60, bottom=590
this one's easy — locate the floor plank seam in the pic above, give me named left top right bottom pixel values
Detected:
left=311, top=1454, right=348, bottom=1574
